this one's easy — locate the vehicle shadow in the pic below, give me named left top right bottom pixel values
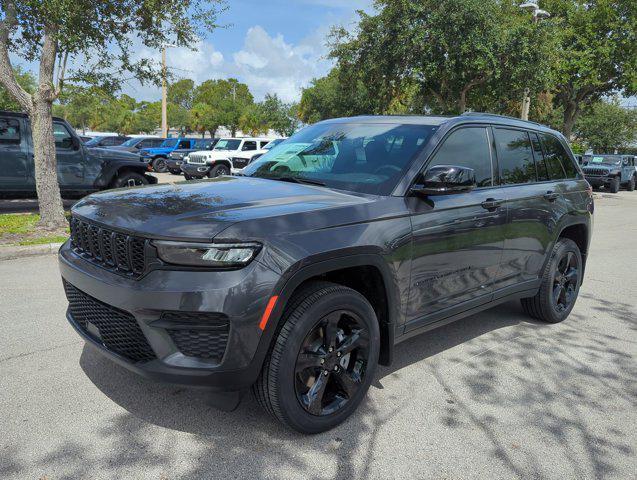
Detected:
left=26, top=296, right=632, bottom=479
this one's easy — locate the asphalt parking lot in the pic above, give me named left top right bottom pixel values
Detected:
left=1, top=191, right=636, bottom=480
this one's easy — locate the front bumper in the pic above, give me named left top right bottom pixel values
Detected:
left=181, top=162, right=210, bottom=177
left=166, top=156, right=185, bottom=171
left=584, top=175, right=612, bottom=187
left=58, top=241, right=280, bottom=391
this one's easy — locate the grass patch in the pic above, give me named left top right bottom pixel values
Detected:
left=0, top=213, right=40, bottom=235
left=18, top=235, right=69, bottom=246
left=0, top=213, right=70, bottom=246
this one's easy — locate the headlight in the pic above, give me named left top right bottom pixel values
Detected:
left=184, top=156, right=189, bottom=162
left=153, top=241, right=261, bottom=267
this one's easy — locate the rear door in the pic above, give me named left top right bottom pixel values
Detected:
left=54, top=121, right=85, bottom=188
left=494, top=128, right=570, bottom=292
left=406, top=126, right=507, bottom=330
left=0, top=116, right=30, bottom=191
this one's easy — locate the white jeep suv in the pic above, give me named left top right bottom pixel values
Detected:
left=183, top=137, right=271, bottom=179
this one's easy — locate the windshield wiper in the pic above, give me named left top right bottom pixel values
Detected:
left=272, top=176, right=327, bottom=187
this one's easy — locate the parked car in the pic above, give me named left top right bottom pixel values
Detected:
left=108, top=137, right=165, bottom=154
left=139, top=137, right=199, bottom=173
left=84, top=135, right=131, bottom=148
left=79, top=135, right=93, bottom=143
left=581, top=154, right=637, bottom=192
left=59, top=113, right=593, bottom=433
left=181, top=137, right=271, bottom=179
left=229, top=138, right=287, bottom=173
left=0, top=111, right=157, bottom=197
left=166, top=138, right=218, bottom=175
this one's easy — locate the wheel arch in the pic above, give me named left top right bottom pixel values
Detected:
left=557, top=222, right=590, bottom=279
left=263, top=254, right=400, bottom=367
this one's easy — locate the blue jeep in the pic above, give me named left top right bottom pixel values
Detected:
left=139, top=138, right=198, bottom=173
left=581, top=154, right=637, bottom=193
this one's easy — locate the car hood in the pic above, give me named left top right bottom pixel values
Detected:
left=71, top=176, right=376, bottom=241
left=140, top=147, right=171, bottom=155
left=86, top=147, right=140, bottom=162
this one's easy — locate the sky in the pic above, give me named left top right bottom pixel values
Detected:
left=125, top=0, right=375, bottom=103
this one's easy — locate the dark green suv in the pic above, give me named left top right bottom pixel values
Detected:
left=0, top=111, right=157, bottom=197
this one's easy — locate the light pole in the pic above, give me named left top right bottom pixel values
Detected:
left=161, top=43, right=176, bottom=138
left=519, top=2, right=550, bottom=121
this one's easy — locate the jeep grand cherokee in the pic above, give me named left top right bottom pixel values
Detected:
left=59, top=113, right=593, bottom=433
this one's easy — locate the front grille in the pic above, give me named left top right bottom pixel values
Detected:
left=231, top=157, right=250, bottom=169
left=64, top=281, right=156, bottom=363
left=187, top=153, right=207, bottom=164
left=162, top=312, right=229, bottom=361
left=583, top=168, right=609, bottom=177
left=70, top=217, right=148, bottom=277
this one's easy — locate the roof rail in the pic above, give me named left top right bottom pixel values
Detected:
left=461, top=111, right=543, bottom=127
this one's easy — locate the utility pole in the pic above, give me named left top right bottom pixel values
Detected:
left=161, top=43, right=176, bottom=138
left=519, top=2, right=550, bottom=121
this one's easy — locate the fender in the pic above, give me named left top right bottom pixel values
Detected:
left=253, top=252, right=402, bottom=370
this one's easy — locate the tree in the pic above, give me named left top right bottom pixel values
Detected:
left=545, top=0, right=637, bottom=139
left=168, top=79, right=195, bottom=110
left=329, top=0, right=558, bottom=115
left=189, top=102, right=220, bottom=138
left=194, top=78, right=253, bottom=136
left=0, top=66, right=34, bottom=111
left=239, top=104, right=269, bottom=136
left=260, top=93, right=300, bottom=136
left=574, top=99, right=637, bottom=152
left=0, top=1, right=222, bottom=230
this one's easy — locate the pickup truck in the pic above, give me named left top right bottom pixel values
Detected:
left=0, top=111, right=157, bottom=197
left=139, top=138, right=199, bottom=173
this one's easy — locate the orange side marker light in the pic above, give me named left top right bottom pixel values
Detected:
left=259, top=296, right=278, bottom=330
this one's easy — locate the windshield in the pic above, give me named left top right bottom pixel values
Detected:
left=214, top=139, right=242, bottom=151
left=264, top=138, right=285, bottom=150
left=84, top=137, right=104, bottom=146
left=121, top=138, right=140, bottom=147
left=161, top=139, right=178, bottom=148
left=194, top=139, right=214, bottom=149
left=242, top=122, right=438, bottom=195
left=584, top=155, right=622, bottom=165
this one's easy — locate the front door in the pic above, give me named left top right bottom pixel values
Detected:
left=54, top=122, right=85, bottom=189
left=405, top=126, right=507, bottom=331
left=0, top=116, right=30, bottom=191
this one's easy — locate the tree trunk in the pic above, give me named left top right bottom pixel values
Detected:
left=31, top=95, right=66, bottom=229
left=562, top=102, right=579, bottom=140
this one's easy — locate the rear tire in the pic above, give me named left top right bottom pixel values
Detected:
left=609, top=176, right=620, bottom=193
left=521, top=238, right=582, bottom=324
left=112, top=172, right=149, bottom=189
left=253, top=281, right=380, bottom=434
left=184, top=173, right=193, bottom=180
left=627, top=176, right=636, bottom=191
left=208, top=164, right=230, bottom=177
left=168, top=169, right=180, bottom=175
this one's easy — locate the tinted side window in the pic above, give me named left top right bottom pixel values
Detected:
left=531, top=133, right=549, bottom=181
left=0, top=118, right=21, bottom=145
left=101, top=137, right=117, bottom=146
left=427, top=127, right=493, bottom=187
left=53, top=123, right=74, bottom=149
left=539, top=134, right=569, bottom=179
left=177, top=140, right=190, bottom=149
left=242, top=141, right=257, bottom=151
left=494, top=128, right=536, bottom=184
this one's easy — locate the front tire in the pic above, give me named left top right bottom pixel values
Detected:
left=112, top=172, right=149, bottom=189
left=208, top=164, right=230, bottom=177
left=253, top=281, right=380, bottom=434
left=609, top=176, right=620, bottom=193
left=521, top=238, right=582, bottom=323
left=152, top=157, right=168, bottom=173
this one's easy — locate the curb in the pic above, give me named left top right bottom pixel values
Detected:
left=0, top=242, right=63, bottom=261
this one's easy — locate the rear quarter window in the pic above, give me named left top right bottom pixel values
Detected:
left=540, top=134, right=577, bottom=179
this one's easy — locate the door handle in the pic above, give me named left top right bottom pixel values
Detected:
left=543, top=191, right=560, bottom=202
left=481, top=198, right=504, bottom=211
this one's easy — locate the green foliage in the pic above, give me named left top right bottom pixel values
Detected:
left=194, top=78, right=254, bottom=136
left=239, top=104, right=269, bottom=136
left=574, top=99, right=637, bottom=152
left=168, top=79, right=195, bottom=110
left=0, top=67, right=34, bottom=111
left=260, top=94, right=299, bottom=136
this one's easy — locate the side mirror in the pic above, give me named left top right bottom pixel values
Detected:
left=411, top=165, right=476, bottom=196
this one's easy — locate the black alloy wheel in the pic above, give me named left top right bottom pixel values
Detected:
left=521, top=238, right=582, bottom=323
left=209, top=164, right=230, bottom=177
left=552, top=250, right=579, bottom=313
left=294, top=310, right=370, bottom=416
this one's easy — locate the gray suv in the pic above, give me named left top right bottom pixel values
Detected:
left=581, top=154, right=637, bottom=192
left=59, top=113, right=593, bottom=433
